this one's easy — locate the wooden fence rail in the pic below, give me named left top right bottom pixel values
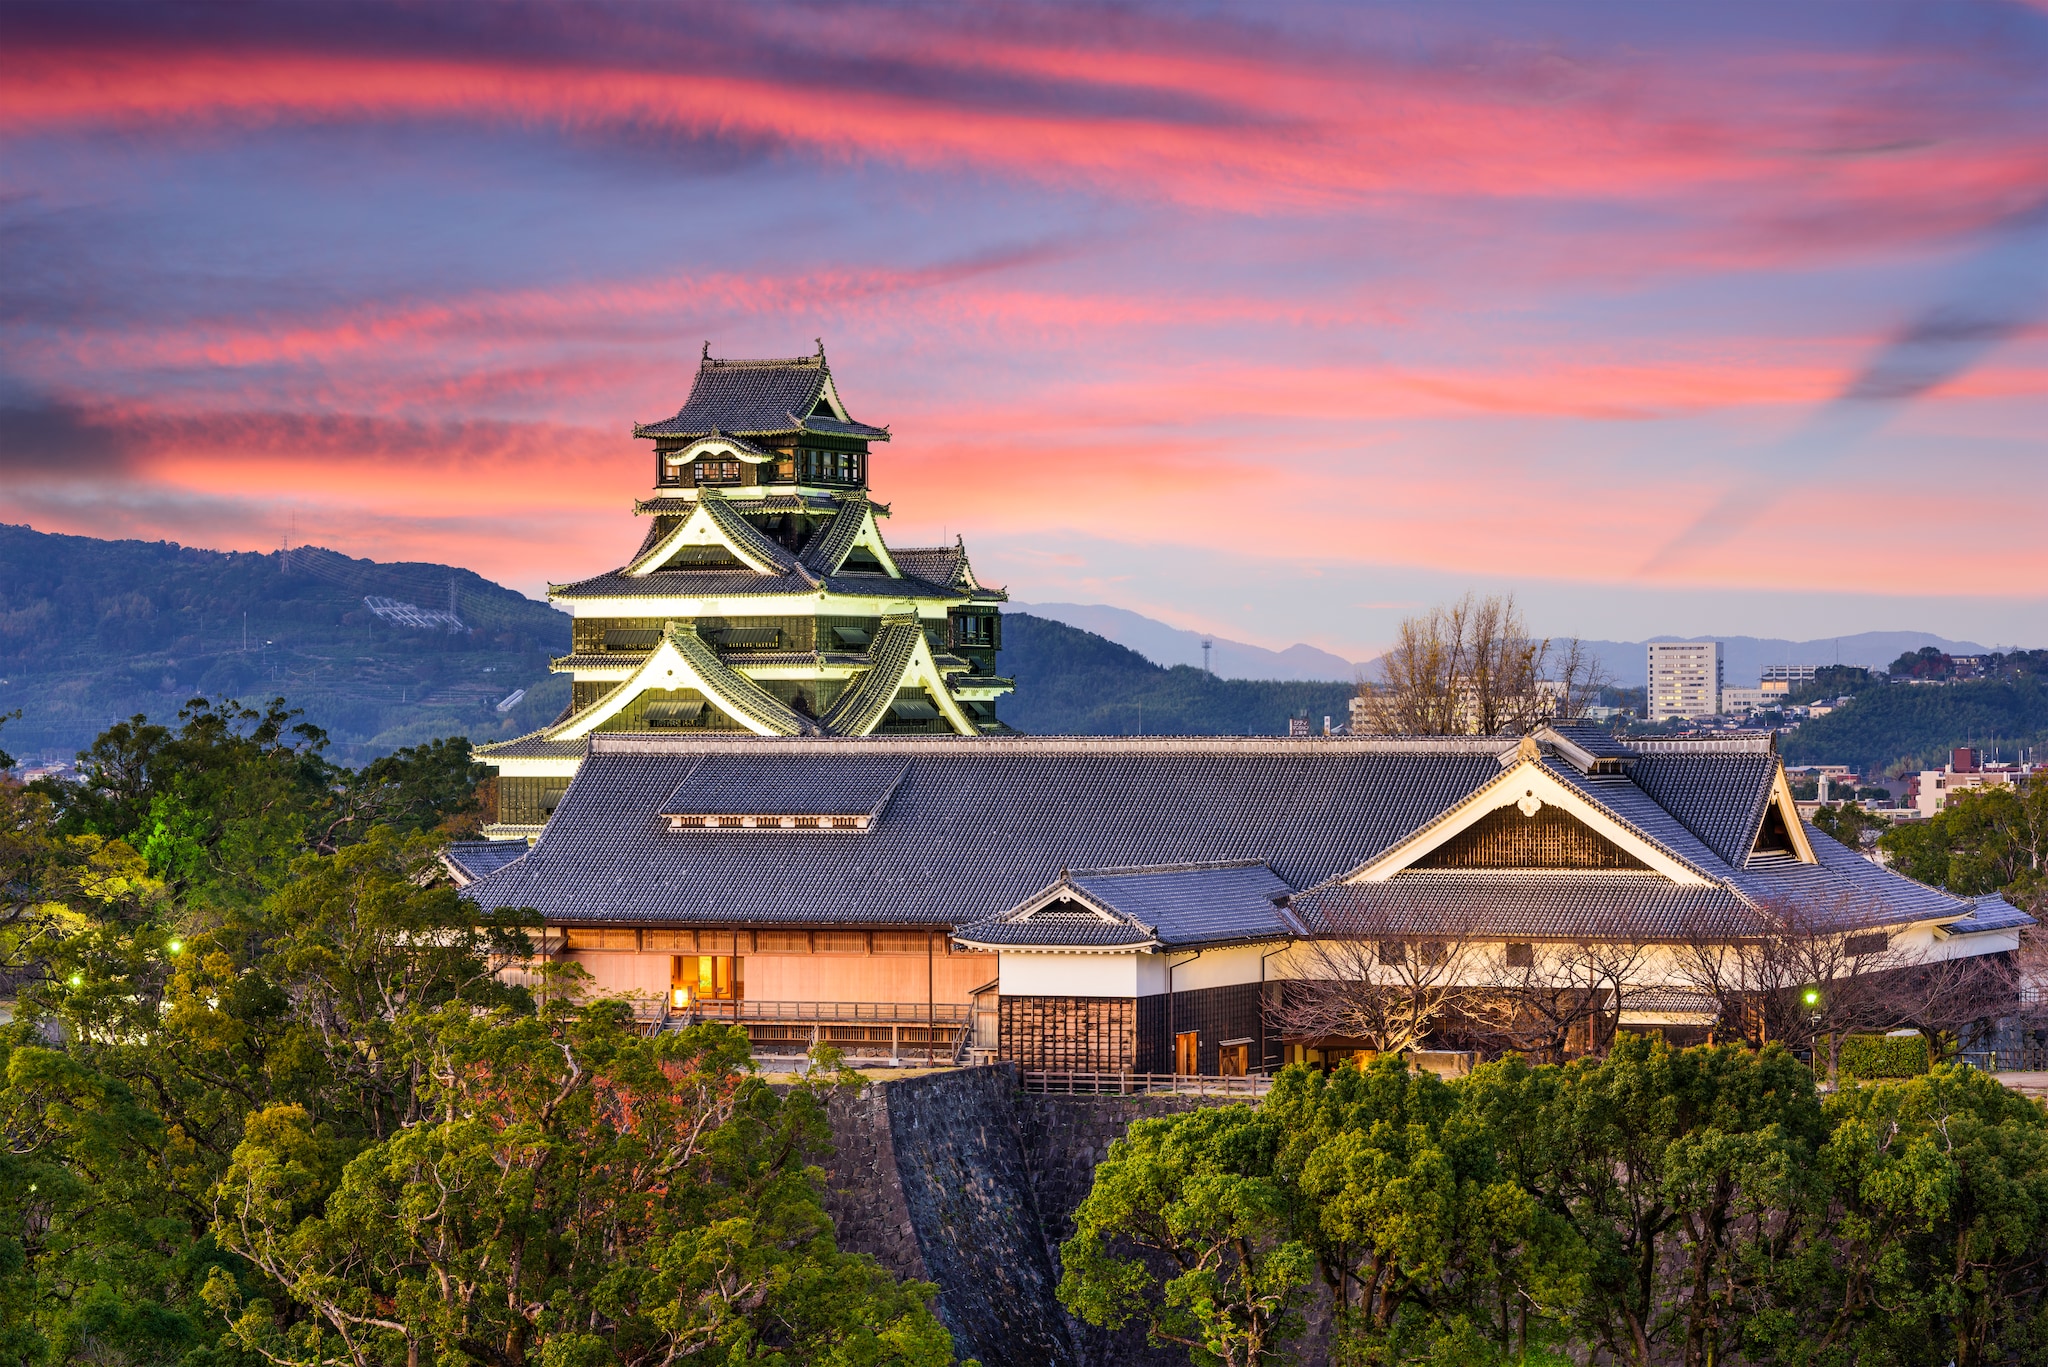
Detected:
left=1020, top=1070, right=1274, bottom=1097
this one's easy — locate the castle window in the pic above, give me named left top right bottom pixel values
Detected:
left=694, top=459, right=742, bottom=485
left=644, top=700, right=705, bottom=727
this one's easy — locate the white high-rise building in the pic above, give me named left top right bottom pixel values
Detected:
left=1648, top=641, right=1722, bottom=720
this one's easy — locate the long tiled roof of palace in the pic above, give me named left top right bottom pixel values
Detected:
left=458, top=731, right=2009, bottom=943
left=634, top=350, right=889, bottom=440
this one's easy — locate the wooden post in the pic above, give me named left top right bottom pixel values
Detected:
left=926, top=930, right=935, bottom=1064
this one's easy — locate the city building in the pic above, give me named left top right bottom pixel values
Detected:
left=475, top=345, right=1014, bottom=838
left=1760, top=664, right=1819, bottom=689
left=1909, top=747, right=2041, bottom=819
left=454, top=726, right=2027, bottom=1072
left=1719, top=686, right=1768, bottom=714
left=1647, top=641, right=1722, bottom=720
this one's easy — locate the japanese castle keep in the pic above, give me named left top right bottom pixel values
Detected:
left=477, top=344, right=1012, bottom=837
left=456, top=344, right=2029, bottom=1074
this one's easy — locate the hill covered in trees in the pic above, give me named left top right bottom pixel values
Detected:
left=1781, top=677, right=2048, bottom=774
left=0, top=525, right=572, bottom=765
left=997, top=612, right=1357, bottom=735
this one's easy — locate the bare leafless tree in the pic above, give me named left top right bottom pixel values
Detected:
left=1355, top=593, right=1610, bottom=736
left=1458, top=937, right=1655, bottom=1062
left=1670, top=894, right=2017, bottom=1082
left=1270, top=912, right=1487, bottom=1056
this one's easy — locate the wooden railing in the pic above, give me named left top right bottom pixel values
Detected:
left=684, top=999, right=972, bottom=1025
left=1021, top=1070, right=1274, bottom=1097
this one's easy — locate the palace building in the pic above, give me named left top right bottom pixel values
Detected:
left=477, top=344, right=1013, bottom=838
left=453, top=725, right=2029, bottom=1071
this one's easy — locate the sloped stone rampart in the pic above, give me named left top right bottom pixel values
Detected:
left=819, top=1067, right=1261, bottom=1367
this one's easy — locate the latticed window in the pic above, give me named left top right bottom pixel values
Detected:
left=1417, top=804, right=1650, bottom=870
left=693, top=459, right=742, bottom=485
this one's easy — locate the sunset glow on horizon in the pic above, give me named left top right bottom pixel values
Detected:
left=5, top=0, right=2046, bottom=656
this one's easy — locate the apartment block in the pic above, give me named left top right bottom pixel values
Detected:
left=1648, top=640, right=1722, bottom=720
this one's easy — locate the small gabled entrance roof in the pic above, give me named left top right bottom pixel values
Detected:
left=955, top=861, right=1297, bottom=953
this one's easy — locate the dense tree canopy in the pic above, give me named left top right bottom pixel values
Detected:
left=0, top=701, right=957, bottom=1367
left=1063, top=1045, right=2048, bottom=1367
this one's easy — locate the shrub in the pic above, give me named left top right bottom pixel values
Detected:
left=1839, top=1032, right=1930, bottom=1079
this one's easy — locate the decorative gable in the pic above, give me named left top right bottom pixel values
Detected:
left=625, top=498, right=792, bottom=577
left=1752, top=763, right=1819, bottom=864
left=1415, top=803, right=1651, bottom=871
left=1346, top=738, right=1712, bottom=886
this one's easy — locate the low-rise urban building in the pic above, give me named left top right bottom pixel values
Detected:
left=1909, top=747, right=2041, bottom=818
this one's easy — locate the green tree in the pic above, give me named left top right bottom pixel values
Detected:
left=1819, top=1066, right=2048, bottom=1365
left=1809, top=802, right=1887, bottom=852
left=1275, top=1057, right=1589, bottom=1364
left=1060, top=1103, right=1316, bottom=1367
left=1879, top=784, right=2048, bottom=903
left=206, top=1012, right=955, bottom=1367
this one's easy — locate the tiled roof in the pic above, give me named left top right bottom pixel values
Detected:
left=1948, top=895, right=2035, bottom=935
left=635, top=493, right=848, bottom=518
left=473, top=732, right=589, bottom=759
left=821, top=617, right=924, bottom=735
left=1072, top=862, right=1294, bottom=946
left=459, top=733, right=1977, bottom=943
left=891, top=544, right=968, bottom=590
left=634, top=352, right=888, bottom=441
left=1628, top=751, right=1778, bottom=866
left=956, top=861, right=1295, bottom=949
left=663, top=625, right=821, bottom=737
left=461, top=735, right=1512, bottom=927
left=550, top=653, right=649, bottom=671
left=801, top=496, right=873, bottom=576
left=959, top=904, right=1160, bottom=948
left=662, top=755, right=909, bottom=819
left=548, top=567, right=964, bottom=602
left=698, top=495, right=817, bottom=579
left=441, top=838, right=532, bottom=886
left=1542, top=722, right=1637, bottom=761
left=1292, top=871, right=1756, bottom=941
left=1725, top=835, right=1972, bottom=929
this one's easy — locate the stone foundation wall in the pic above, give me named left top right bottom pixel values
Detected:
left=817, top=1067, right=1264, bottom=1367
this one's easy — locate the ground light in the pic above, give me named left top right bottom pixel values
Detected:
left=169, top=939, right=183, bottom=954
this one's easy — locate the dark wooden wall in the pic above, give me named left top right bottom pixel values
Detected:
left=1136, top=982, right=1280, bottom=1075
left=999, top=996, right=1138, bottom=1071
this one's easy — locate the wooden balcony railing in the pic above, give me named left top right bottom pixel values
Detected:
left=682, top=999, right=972, bottom=1025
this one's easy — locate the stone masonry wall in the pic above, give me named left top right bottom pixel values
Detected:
left=819, top=1067, right=1273, bottom=1367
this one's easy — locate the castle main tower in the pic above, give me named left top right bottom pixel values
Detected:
left=478, top=343, right=1012, bottom=836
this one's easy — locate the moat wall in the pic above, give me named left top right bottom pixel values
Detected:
left=818, top=1065, right=1233, bottom=1367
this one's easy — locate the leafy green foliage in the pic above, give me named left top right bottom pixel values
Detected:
left=207, top=1015, right=956, bottom=1367
left=1837, top=1034, right=1930, bottom=1080
left=1879, top=783, right=2048, bottom=904
left=0, top=524, right=570, bottom=766
left=0, top=706, right=956, bottom=1367
left=1060, top=1105, right=1316, bottom=1367
left=1810, top=801, right=1889, bottom=851
left=999, top=614, right=1355, bottom=736
left=1062, top=1044, right=2048, bottom=1367
left=1782, top=678, right=2048, bottom=775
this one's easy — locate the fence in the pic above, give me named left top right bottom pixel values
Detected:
left=662, top=1000, right=973, bottom=1060
left=1020, top=1069, right=1275, bottom=1097
left=686, top=1000, right=971, bottom=1025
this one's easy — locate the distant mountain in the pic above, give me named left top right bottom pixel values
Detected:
left=997, top=614, right=1355, bottom=735
left=0, top=524, right=571, bottom=766
left=1011, top=601, right=1365, bottom=681
left=1016, top=600, right=2012, bottom=693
